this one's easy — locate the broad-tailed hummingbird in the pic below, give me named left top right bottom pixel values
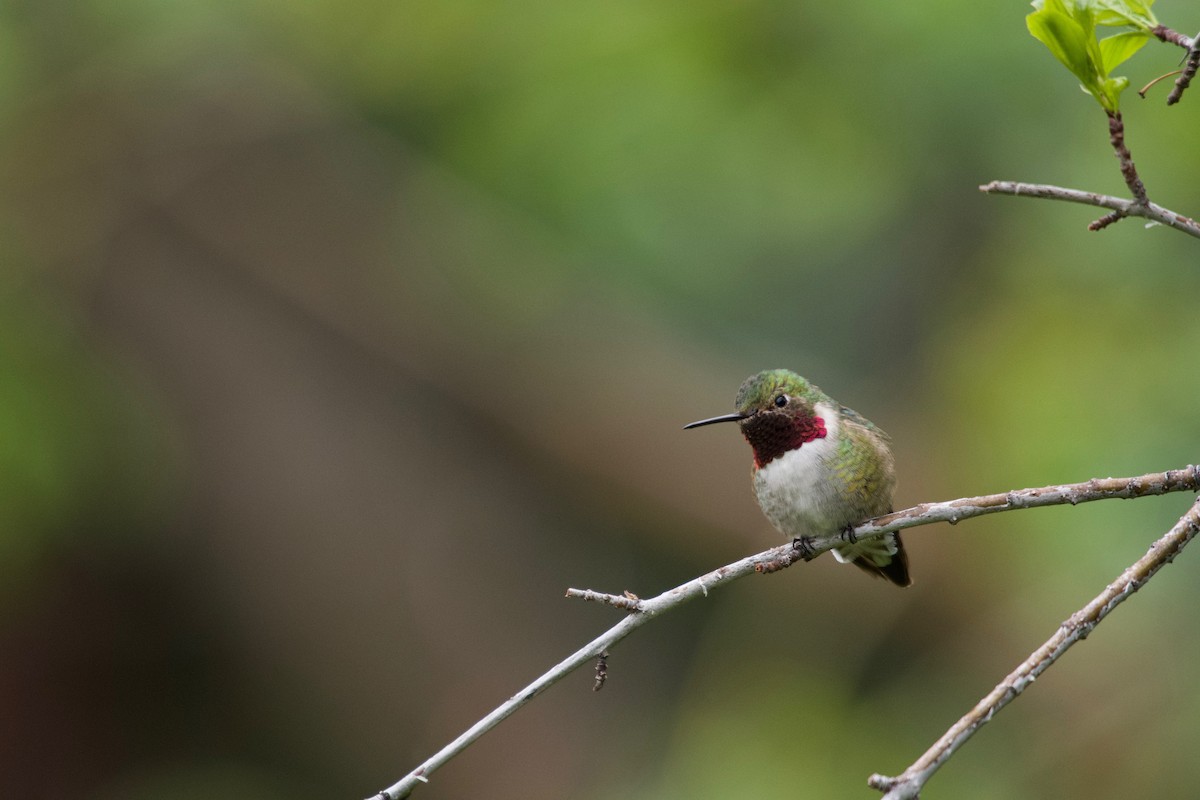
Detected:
left=685, top=369, right=910, bottom=586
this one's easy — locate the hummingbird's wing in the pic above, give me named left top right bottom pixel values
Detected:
left=837, top=404, right=891, bottom=442
left=830, top=411, right=905, bottom=586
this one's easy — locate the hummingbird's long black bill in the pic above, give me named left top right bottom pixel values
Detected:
left=683, top=412, right=748, bottom=430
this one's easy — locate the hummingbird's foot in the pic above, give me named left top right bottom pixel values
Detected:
left=840, top=524, right=858, bottom=545
left=791, top=536, right=817, bottom=560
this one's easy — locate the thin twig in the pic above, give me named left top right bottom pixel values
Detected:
left=868, top=496, right=1200, bottom=800
left=980, top=181, right=1200, bottom=239
left=1151, top=25, right=1193, bottom=50
left=1106, top=112, right=1148, bottom=205
left=1138, top=69, right=1183, bottom=99
left=1149, top=25, right=1199, bottom=105
left=1168, top=30, right=1200, bottom=105
left=564, top=588, right=643, bottom=610
left=369, top=467, right=1200, bottom=800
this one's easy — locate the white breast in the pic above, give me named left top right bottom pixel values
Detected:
left=751, top=402, right=842, bottom=539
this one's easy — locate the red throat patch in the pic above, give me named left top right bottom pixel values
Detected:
left=743, top=414, right=827, bottom=468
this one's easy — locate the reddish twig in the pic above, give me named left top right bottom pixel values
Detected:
left=1151, top=25, right=1199, bottom=105
left=1151, top=25, right=1191, bottom=49
left=1168, top=30, right=1200, bottom=105
left=1106, top=112, right=1148, bottom=206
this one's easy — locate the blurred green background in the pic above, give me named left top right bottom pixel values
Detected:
left=3, top=1, right=1199, bottom=798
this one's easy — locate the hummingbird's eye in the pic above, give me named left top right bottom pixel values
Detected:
left=774, top=394, right=788, bottom=408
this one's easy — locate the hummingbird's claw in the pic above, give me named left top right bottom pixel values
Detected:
left=791, top=537, right=817, bottom=560
left=840, top=524, right=858, bottom=545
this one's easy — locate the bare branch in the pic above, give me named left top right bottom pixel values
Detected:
left=980, top=181, right=1200, bottom=239
left=369, top=611, right=654, bottom=800
left=740, top=466, right=1200, bottom=574
left=369, top=467, right=1200, bottom=799
left=869, top=496, right=1200, bottom=800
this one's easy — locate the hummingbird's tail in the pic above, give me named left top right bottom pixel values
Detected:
left=834, top=531, right=911, bottom=587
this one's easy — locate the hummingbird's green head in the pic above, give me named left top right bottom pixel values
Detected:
left=685, top=369, right=831, bottom=467
left=733, top=369, right=823, bottom=416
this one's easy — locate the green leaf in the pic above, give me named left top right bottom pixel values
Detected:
left=1027, top=7, right=1098, bottom=87
left=1030, top=0, right=1071, bottom=16
left=1026, top=0, right=1147, bottom=112
left=1064, top=3, right=1112, bottom=79
left=1099, top=30, right=1149, bottom=71
left=1066, top=0, right=1098, bottom=38
left=1100, top=75, right=1130, bottom=111
left=1092, top=0, right=1158, bottom=30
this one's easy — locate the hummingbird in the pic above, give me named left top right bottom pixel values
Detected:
left=685, top=369, right=910, bottom=587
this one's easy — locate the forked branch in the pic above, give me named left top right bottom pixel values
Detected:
left=869, top=495, right=1200, bottom=799
left=980, top=181, right=1200, bottom=239
left=370, top=467, right=1200, bottom=800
